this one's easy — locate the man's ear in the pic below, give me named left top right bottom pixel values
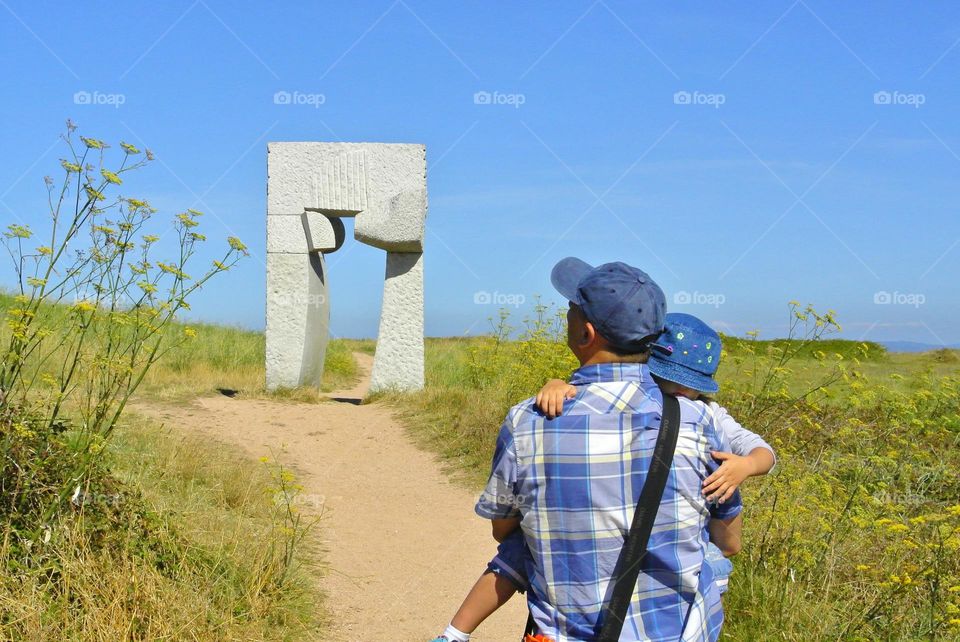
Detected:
left=580, top=320, right=598, bottom=348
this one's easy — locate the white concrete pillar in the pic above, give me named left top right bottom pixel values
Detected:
left=369, top=251, right=425, bottom=393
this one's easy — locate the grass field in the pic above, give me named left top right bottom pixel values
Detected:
left=0, top=290, right=359, bottom=640
left=4, top=286, right=960, bottom=639
left=136, top=321, right=361, bottom=402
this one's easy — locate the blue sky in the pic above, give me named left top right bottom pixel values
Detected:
left=2, top=1, right=959, bottom=344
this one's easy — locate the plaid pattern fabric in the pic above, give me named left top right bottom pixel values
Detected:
left=475, top=363, right=742, bottom=642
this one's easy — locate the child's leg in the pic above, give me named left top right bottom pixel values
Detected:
left=435, top=530, right=530, bottom=640
left=449, top=569, right=518, bottom=632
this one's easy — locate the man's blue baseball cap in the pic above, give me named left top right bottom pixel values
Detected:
left=648, top=312, right=722, bottom=394
left=551, top=257, right=666, bottom=352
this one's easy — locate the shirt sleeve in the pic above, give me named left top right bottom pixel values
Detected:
left=709, top=490, right=743, bottom=520
left=705, top=406, right=744, bottom=521
left=475, top=414, right=522, bottom=520
left=710, top=401, right=777, bottom=468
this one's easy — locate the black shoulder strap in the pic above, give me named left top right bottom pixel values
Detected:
left=597, top=393, right=681, bottom=642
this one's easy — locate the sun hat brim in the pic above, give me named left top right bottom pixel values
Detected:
left=648, top=355, right=719, bottom=394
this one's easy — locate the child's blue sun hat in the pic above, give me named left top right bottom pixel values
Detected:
left=648, top=312, right=722, bottom=393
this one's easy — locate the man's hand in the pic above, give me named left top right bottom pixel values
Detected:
left=703, top=452, right=754, bottom=503
left=535, top=379, right=577, bottom=418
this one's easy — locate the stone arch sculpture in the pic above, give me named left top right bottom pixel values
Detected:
left=265, top=142, right=426, bottom=393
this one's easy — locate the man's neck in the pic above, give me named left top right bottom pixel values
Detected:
left=579, top=349, right=646, bottom=367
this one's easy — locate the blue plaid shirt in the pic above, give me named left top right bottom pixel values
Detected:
left=475, top=363, right=742, bottom=642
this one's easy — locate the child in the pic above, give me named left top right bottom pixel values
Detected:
left=431, top=313, right=775, bottom=642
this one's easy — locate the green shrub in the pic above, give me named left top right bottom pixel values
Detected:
left=1, top=124, right=248, bottom=549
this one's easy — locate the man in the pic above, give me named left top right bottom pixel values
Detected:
left=475, top=257, right=743, bottom=641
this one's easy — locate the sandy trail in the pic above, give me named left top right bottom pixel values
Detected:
left=131, top=353, right=527, bottom=641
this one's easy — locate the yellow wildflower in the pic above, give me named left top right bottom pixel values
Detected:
left=5, top=224, right=31, bottom=238
left=177, top=212, right=199, bottom=228
left=80, top=136, right=106, bottom=149
left=72, top=300, right=96, bottom=313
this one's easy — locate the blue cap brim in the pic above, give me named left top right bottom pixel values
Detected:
left=647, top=357, right=720, bottom=394
left=551, top=257, right=594, bottom=303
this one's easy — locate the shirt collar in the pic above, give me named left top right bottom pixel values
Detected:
left=569, top=362, right=649, bottom=386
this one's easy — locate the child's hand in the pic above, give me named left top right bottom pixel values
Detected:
left=703, top=452, right=755, bottom=503
left=535, top=379, right=576, bottom=418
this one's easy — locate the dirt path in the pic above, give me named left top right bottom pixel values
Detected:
left=132, top=353, right=527, bottom=641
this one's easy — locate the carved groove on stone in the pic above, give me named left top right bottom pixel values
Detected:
left=313, top=150, right=367, bottom=213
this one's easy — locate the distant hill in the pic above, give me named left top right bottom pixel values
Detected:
left=882, top=341, right=960, bottom=353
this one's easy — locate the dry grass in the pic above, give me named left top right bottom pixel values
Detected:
left=0, top=413, right=326, bottom=640
left=134, top=323, right=361, bottom=403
